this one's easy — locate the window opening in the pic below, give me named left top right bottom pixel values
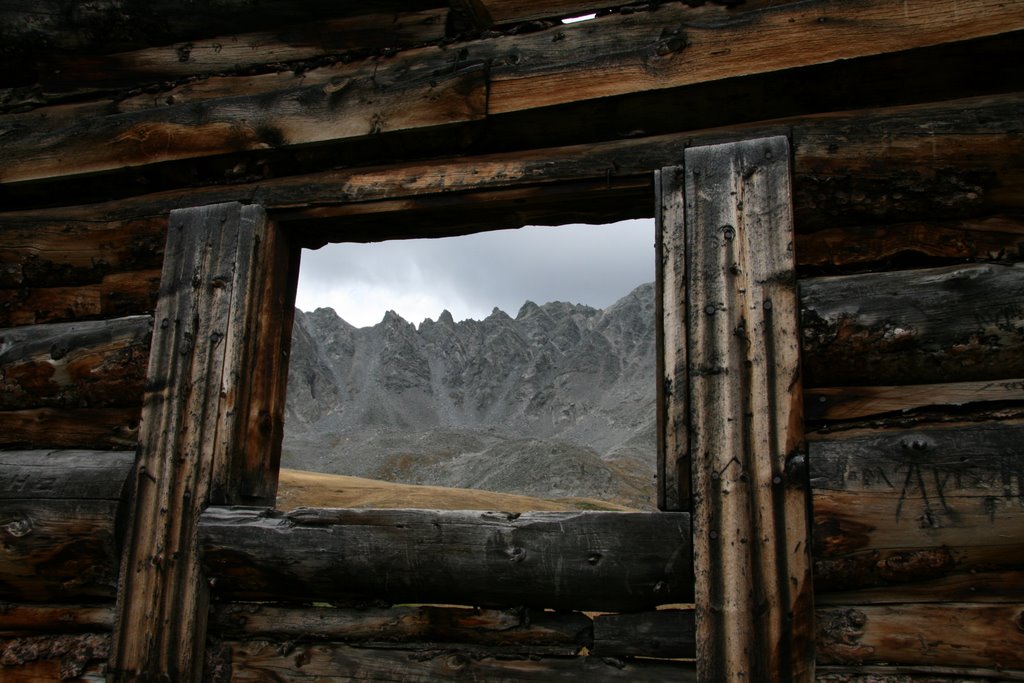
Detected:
left=280, top=219, right=657, bottom=512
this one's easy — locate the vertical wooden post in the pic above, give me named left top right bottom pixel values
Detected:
left=681, top=137, right=814, bottom=681
left=109, top=202, right=297, bottom=681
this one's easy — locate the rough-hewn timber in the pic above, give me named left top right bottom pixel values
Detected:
left=199, top=506, right=693, bottom=611
left=684, top=137, right=813, bottom=681
left=0, top=450, right=133, bottom=602
left=805, top=379, right=1024, bottom=423
left=591, top=609, right=696, bottom=660
left=110, top=202, right=296, bottom=682
left=810, top=422, right=1024, bottom=593
left=0, top=604, right=114, bottom=635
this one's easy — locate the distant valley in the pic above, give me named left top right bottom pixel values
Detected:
left=282, top=283, right=658, bottom=509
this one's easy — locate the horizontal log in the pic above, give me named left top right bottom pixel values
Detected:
left=0, top=633, right=108, bottom=681
left=815, top=665, right=1024, bottom=681
left=815, top=570, right=1024, bottom=606
left=591, top=609, right=695, bottom=660
left=816, top=603, right=1024, bottom=669
left=805, top=379, right=1024, bottom=422
left=218, top=640, right=697, bottom=681
left=0, top=407, right=140, bottom=450
left=199, top=506, right=693, bottom=611
left=0, top=604, right=114, bottom=635
left=210, top=604, right=590, bottom=655
left=801, top=263, right=1024, bottom=387
left=41, top=9, right=448, bottom=92
left=0, top=270, right=161, bottom=327
left=0, top=316, right=152, bottom=410
left=810, top=422, right=1024, bottom=591
left=1, top=0, right=1021, bottom=187
left=0, top=451, right=133, bottom=601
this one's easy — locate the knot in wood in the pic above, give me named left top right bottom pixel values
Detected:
left=1, top=516, right=31, bottom=537
left=507, top=546, right=527, bottom=563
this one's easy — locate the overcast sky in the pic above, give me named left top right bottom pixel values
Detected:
left=294, top=219, right=655, bottom=328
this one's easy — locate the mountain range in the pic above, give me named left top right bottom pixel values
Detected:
left=282, top=282, right=658, bottom=509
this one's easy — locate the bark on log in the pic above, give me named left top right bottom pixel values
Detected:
left=199, top=506, right=694, bottom=611
left=810, top=423, right=1024, bottom=592
left=1, top=1, right=1021, bottom=187
left=816, top=603, right=1024, bottom=669
left=0, top=316, right=152, bottom=410
left=0, top=451, right=133, bottom=602
left=0, top=633, right=108, bottom=681
left=214, top=640, right=697, bottom=682
left=209, top=604, right=590, bottom=655
left=800, top=263, right=1024, bottom=387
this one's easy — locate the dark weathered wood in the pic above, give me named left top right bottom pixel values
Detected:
left=2, top=2, right=1021, bottom=187
left=0, top=633, right=108, bottom=681
left=810, top=423, right=1024, bottom=592
left=685, top=137, right=813, bottom=681
left=0, top=270, right=161, bottom=327
left=0, top=604, right=114, bottom=635
left=0, top=451, right=133, bottom=602
left=199, top=506, right=693, bottom=611
left=816, top=603, right=1024, bottom=669
left=217, top=640, right=698, bottom=682
left=0, top=407, right=140, bottom=450
left=591, top=609, right=696, bottom=660
left=815, top=665, right=1024, bottom=681
left=656, top=165, right=688, bottom=511
left=815, top=570, right=1024, bottom=606
left=0, top=316, right=152, bottom=410
left=41, top=9, right=448, bottom=92
left=210, top=604, right=590, bottom=655
left=796, top=215, right=1024, bottom=274
left=806, top=379, right=1024, bottom=422
left=801, top=263, right=1024, bottom=387
left=110, top=202, right=295, bottom=682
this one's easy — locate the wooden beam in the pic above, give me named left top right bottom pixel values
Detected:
left=210, top=604, right=590, bottom=655
left=199, top=506, right=693, bottom=611
left=684, top=137, right=813, bottom=681
left=0, top=407, right=140, bottom=450
left=591, top=609, right=696, bottom=660
left=220, top=640, right=698, bottom=681
left=801, top=263, right=1024, bottom=387
left=805, top=379, right=1024, bottom=422
left=810, top=422, right=1024, bottom=592
left=109, top=202, right=297, bottom=682
left=816, top=603, right=1024, bottom=669
left=2, top=1, right=1021, bottom=187
left=0, top=604, right=115, bottom=635
left=0, top=633, right=109, bottom=681
left=0, top=450, right=133, bottom=602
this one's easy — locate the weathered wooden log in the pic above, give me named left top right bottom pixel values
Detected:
left=801, top=263, right=1024, bottom=387
left=214, top=641, right=697, bottom=682
left=111, top=202, right=297, bottom=681
left=199, top=506, right=693, bottom=611
left=209, top=604, right=590, bottom=655
left=0, top=408, right=140, bottom=450
left=810, top=422, right=1024, bottom=592
left=816, top=603, right=1024, bottom=669
left=0, top=604, right=114, bottom=635
left=815, top=570, right=1024, bottom=606
left=815, top=665, right=1024, bottom=681
left=591, top=609, right=695, bottom=660
left=0, top=451, right=133, bottom=602
left=1, top=1, right=1021, bottom=187
left=0, top=316, right=152, bottom=410
left=0, top=270, right=161, bottom=327
left=805, top=379, right=1024, bottom=422
left=0, top=633, right=108, bottom=681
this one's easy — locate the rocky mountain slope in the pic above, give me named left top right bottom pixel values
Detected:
left=282, top=282, right=657, bottom=508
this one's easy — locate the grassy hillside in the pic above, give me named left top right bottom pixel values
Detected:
left=276, top=468, right=635, bottom=512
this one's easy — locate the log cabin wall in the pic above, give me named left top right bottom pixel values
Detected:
left=1, top=1, right=1023, bottom=680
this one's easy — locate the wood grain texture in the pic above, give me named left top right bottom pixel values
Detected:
left=801, top=263, right=1024, bottom=387
left=591, top=609, right=696, bottom=660
left=684, top=137, right=813, bottom=681
left=816, top=603, right=1024, bottom=669
left=0, top=633, right=108, bottom=681
left=0, top=450, right=133, bottom=602
left=810, top=423, right=1024, bottom=592
left=215, top=640, right=697, bottom=682
left=110, top=202, right=293, bottom=682
left=0, top=407, right=140, bottom=450
left=656, top=166, right=688, bottom=511
left=210, top=604, right=590, bottom=656
left=0, top=316, right=152, bottom=410
left=199, top=506, right=693, bottom=611
left=0, top=604, right=114, bottom=635
left=805, top=379, right=1024, bottom=422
